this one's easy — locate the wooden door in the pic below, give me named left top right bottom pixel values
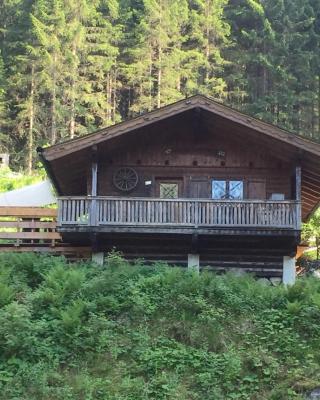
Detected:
left=247, top=179, right=266, bottom=200
left=189, top=179, right=210, bottom=198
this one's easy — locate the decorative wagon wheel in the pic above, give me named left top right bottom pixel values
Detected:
left=113, top=167, right=138, bottom=192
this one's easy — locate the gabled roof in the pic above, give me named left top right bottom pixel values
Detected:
left=38, top=94, right=320, bottom=220
left=39, top=94, right=320, bottom=161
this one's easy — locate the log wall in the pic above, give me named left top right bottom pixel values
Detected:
left=91, top=125, right=294, bottom=200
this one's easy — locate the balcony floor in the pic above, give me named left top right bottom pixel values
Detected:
left=58, top=223, right=300, bottom=237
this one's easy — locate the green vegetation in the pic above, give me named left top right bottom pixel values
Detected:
left=0, top=252, right=319, bottom=399
left=0, top=167, right=44, bottom=192
left=0, top=0, right=319, bottom=171
left=303, top=208, right=320, bottom=260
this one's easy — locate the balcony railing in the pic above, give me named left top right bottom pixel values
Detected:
left=57, top=196, right=301, bottom=230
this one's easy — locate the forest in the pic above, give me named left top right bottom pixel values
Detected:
left=0, top=0, right=320, bottom=173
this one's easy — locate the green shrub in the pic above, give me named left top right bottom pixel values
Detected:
left=0, top=252, right=319, bottom=399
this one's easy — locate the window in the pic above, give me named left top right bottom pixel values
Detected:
left=212, top=180, right=243, bottom=200
left=160, top=183, right=179, bottom=199
left=212, top=180, right=227, bottom=199
left=270, top=193, right=284, bottom=200
left=229, top=181, right=244, bottom=199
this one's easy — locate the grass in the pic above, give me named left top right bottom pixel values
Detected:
left=0, top=251, right=319, bottom=399
left=0, top=167, right=44, bottom=193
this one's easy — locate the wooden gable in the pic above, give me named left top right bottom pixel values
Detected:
left=38, top=95, right=320, bottom=221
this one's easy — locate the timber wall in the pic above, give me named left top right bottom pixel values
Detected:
left=91, top=127, right=294, bottom=200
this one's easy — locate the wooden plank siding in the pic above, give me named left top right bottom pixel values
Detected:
left=92, top=124, right=294, bottom=202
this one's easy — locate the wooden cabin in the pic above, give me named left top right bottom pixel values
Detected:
left=38, top=95, right=320, bottom=283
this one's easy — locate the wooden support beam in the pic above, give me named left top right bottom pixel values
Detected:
left=188, top=254, right=199, bottom=272
left=296, top=166, right=301, bottom=230
left=91, top=145, right=98, bottom=197
left=90, top=145, right=98, bottom=226
left=90, top=232, right=99, bottom=252
left=282, top=256, right=296, bottom=285
left=191, top=232, right=199, bottom=253
left=92, top=251, right=104, bottom=266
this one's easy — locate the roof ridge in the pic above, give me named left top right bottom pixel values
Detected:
left=40, top=94, right=320, bottom=161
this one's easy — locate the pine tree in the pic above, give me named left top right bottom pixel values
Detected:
left=62, top=0, right=88, bottom=138
left=82, top=0, right=122, bottom=129
left=123, top=0, right=189, bottom=114
left=186, top=0, right=230, bottom=99
left=1, top=0, right=42, bottom=171
left=1, top=0, right=320, bottom=170
left=31, top=0, right=71, bottom=144
left=225, top=0, right=320, bottom=139
left=0, top=53, right=7, bottom=139
left=225, top=0, right=277, bottom=120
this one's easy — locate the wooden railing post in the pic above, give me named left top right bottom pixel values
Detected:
left=90, top=145, right=98, bottom=226
left=295, top=166, right=302, bottom=230
left=194, top=201, right=199, bottom=226
left=57, top=198, right=62, bottom=226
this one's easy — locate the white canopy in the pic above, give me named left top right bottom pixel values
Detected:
left=0, top=180, right=56, bottom=206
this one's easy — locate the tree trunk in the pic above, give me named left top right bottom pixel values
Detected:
left=51, top=53, right=57, bottom=145
left=157, top=1, right=162, bottom=108
left=108, top=73, right=112, bottom=123
left=27, top=64, right=35, bottom=175
left=113, top=69, right=117, bottom=123
left=205, top=0, right=211, bottom=85
left=149, top=49, right=153, bottom=110
left=69, top=44, right=76, bottom=139
left=70, top=101, right=75, bottom=139
left=106, top=72, right=111, bottom=123
left=157, top=46, right=162, bottom=108
left=318, top=74, right=320, bottom=137
left=69, top=42, right=78, bottom=139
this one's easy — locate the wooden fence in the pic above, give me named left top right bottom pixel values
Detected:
left=0, top=207, right=61, bottom=246
left=58, top=197, right=301, bottom=229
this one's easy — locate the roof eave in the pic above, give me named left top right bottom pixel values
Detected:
left=41, top=94, right=320, bottom=162
left=37, top=147, right=63, bottom=195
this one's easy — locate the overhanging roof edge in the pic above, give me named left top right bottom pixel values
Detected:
left=41, top=94, right=320, bottom=162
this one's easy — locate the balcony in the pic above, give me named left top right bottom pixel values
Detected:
left=57, top=197, right=301, bottom=235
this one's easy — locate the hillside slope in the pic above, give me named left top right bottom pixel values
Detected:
left=0, top=252, right=319, bottom=399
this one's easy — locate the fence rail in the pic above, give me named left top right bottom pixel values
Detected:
left=0, top=207, right=60, bottom=246
left=58, top=197, right=301, bottom=230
